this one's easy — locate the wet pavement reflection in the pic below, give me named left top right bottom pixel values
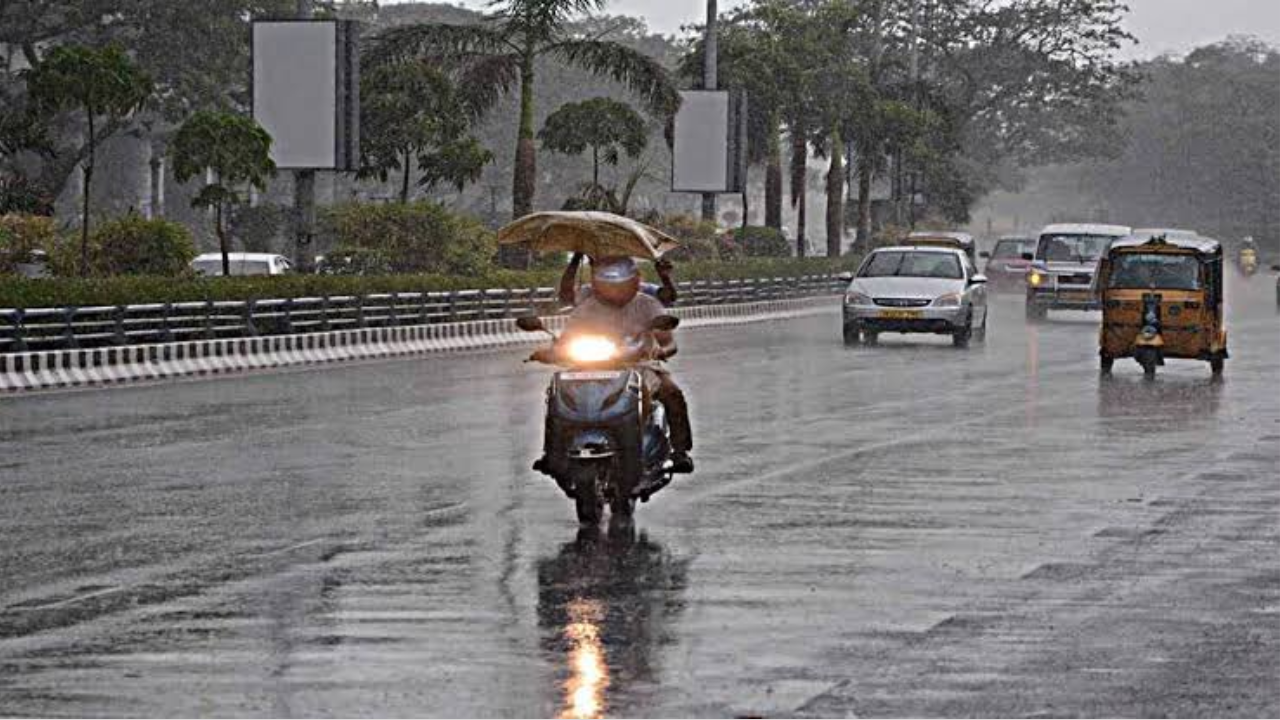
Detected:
left=537, top=522, right=689, bottom=719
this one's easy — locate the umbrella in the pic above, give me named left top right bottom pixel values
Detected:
left=497, top=211, right=679, bottom=260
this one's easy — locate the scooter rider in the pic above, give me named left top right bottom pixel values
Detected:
left=559, top=252, right=678, bottom=307
left=536, top=256, right=695, bottom=474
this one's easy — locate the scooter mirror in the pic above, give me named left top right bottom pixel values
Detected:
left=1271, top=264, right=1280, bottom=273
left=516, top=316, right=545, bottom=332
left=1021, top=252, right=1035, bottom=261
left=651, top=315, right=680, bottom=332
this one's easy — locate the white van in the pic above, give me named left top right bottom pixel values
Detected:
left=191, top=252, right=293, bottom=277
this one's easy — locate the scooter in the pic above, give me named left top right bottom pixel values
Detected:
left=518, top=315, right=681, bottom=525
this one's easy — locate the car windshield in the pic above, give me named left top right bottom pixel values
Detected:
left=1108, top=254, right=1201, bottom=290
left=860, top=251, right=963, bottom=279
left=992, top=240, right=1033, bottom=259
left=1037, top=234, right=1114, bottom=263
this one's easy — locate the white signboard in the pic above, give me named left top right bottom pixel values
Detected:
left=252, top=20, right=359, bottom=171
left=672, top=90, right=746, bottom=194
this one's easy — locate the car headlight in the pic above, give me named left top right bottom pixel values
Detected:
left=844, top=291, right=874, bottom=306
left=1028, top=271, right=1045, bottom=287
left=933, top=293, right=962, bottom=308
left=565, top=336, right=619, bottom=363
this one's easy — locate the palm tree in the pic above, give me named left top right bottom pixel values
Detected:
left=367, top=0, right=679, bottom=227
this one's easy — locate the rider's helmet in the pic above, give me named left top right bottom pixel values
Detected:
left=590, top=256, right=641, bottom=307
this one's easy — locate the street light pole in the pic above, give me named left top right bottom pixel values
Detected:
left=293, top=0, right=317, bottom=273
left=701, top=0, right=718, bottom=223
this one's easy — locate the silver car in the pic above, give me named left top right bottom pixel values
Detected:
left=842, top=246, right=989, bottom=348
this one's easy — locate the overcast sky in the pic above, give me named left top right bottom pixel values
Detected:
left=396, top=0, right=1280, bottom=58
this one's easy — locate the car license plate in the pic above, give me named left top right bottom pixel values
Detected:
left=1060, top=291, right=1093, bottom=302
left=560, top=371, right=624, bottom=381
left=879, top=309, right=923, bottom=320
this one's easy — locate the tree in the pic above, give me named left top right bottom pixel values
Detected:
left=24, top=44, right=152, bottom=276
left=366, top=0, right=681, bottom=229
left=540, top=97, right=647, bottom=191
left=359, top=60, right=493, bottom=204
left=170, top=111, right=276, bottom=276
left=1, top=1, right=291, bottom=217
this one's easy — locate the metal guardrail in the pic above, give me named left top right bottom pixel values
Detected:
left=0, top=275, right=844, bottom=353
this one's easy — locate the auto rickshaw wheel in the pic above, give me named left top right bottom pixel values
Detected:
left=1211, top=356, right=1225, bottom=376
left=1136, top=348, right=1159, bottom=378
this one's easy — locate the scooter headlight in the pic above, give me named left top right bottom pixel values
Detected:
left=1028, top=271, right=1045, bottom=287
left=1141, top=325, right=1159, bottom=339
left=565, top=336, right=619, bottom=364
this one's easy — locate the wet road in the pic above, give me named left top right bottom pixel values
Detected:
left=1, top=278, right=1278, bottom=718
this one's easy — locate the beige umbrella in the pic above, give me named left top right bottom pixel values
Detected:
left=497, top=211, right=680, bottom=260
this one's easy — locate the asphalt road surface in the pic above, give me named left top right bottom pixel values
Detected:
left=2, top=276, right=1278, bottom=718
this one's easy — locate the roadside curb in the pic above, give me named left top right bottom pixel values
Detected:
left=0, top=296, right=836, bottom=394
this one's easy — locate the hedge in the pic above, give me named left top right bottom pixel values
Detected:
left=0, top=256, right=860, bottom=309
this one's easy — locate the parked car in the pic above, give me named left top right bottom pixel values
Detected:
left=1024, top=223, right=1131, bottom=321
left=191, top=252, right=293, bottom=277
left=842, top=246, right=989, bottom=348
left=980, top=236, right=1036, bottom=292
left=13, top=249, right=51, bottom=278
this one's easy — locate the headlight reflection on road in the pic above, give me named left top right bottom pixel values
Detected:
left=560, top=598, right=609, bottom=720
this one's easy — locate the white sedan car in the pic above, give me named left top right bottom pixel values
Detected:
left=841, top=246, right=989, bottom=347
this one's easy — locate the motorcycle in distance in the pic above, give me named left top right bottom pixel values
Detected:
left=518, top=314, right=683, bottom=525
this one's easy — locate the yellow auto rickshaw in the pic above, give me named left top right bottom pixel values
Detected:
left=1096, top=235, right=1227, bottom=377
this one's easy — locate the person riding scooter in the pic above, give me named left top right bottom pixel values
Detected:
left=536, top=256, right=694, bottom=474
left=558, top=252, right=678, bottom=307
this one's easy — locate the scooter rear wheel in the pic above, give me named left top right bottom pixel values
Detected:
left=575, top=494, right=602, bottom=525
left=610, top=497, right=636, bottom=517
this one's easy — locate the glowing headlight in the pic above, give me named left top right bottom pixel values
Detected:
left=1141, top=325, right=1159, bottom=339
left=565, top=336, right=619, bottom=363
left=933, top=293, right=962, bottom=307
left=845, top=291, right=874, bottom=306
left=1028, top=272, right=1044, bottom=287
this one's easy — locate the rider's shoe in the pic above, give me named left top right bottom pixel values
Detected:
left=532, top=456, right=551, bottom=475
left=670, top=452, right=695, bottom=474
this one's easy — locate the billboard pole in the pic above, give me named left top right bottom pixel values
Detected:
left=293, top=0, right=317, bottom=274
left=700, top=0, right=718, bottom=224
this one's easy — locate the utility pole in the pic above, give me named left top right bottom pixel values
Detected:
left=293, top=0, right=317, bottom=273
left=701, top=0, right=718, bottom=224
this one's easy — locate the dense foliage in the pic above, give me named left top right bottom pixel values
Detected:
left=1076, top=39, right=1279, bottom=250
left=321, top=200, right=498, bottom=276
left=79, top=214, right=196, bottom=277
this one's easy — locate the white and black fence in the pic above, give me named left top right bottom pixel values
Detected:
left=0, top=275, right=843, bottom=354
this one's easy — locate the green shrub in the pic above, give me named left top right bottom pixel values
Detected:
left=323, top=200, right=497, bottom=276
left=317, top=247, right=393, bottom=276
left=83, top=214, right=197, bottom=277
left=231, top=203, right=287, bottom=253
left=0, top=256, right=863, bottom=309
left=0, top=174, right=55, bottom=216
left=0, top=214, right=58, bottom=275
left=735, top=225, right=791, bottom=257
left=654, top=214, right=722, bottom=262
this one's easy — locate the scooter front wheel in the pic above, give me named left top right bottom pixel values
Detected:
left=575, top=493, right=602, bottom=525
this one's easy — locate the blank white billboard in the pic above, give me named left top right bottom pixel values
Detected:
left=253, top=21, right=339, bottom=169
left=672, top=91, right=731, bottom=193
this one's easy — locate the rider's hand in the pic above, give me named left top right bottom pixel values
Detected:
left=529, top=348, right=556, bottom=364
